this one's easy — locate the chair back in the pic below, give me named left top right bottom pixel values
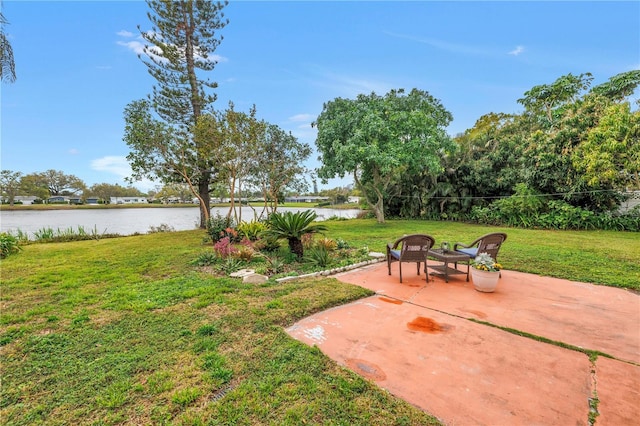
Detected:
left=477, top=233, right=507, bottom=260
left=399, top=234, right=435, bottom=262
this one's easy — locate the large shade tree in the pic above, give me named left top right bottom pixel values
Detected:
left=314, top=88, right=455, bottom=223
left=125, top=0, right=228, bottom=228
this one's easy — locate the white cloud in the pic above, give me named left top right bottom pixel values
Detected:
left=509, top=45, right=525, bottom=56
left=117, top=30, right=134, bottom=38
left=117, top=31, right=227, bottom=64
left=68, top=148, right=79, bottom=155
left=384, top=31, right=490, bottom=56
left=289, top=113, right=314, bottom=122
left=90, top=156, right=158, bottom=192
left=91, top=156, right=132, bottom=177
left=117, top=40, right=148, bottom=56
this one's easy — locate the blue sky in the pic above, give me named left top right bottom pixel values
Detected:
left=2, top=1, right=639, bottom=192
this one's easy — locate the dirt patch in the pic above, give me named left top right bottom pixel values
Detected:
left=407, top=316, right=452, bottom=333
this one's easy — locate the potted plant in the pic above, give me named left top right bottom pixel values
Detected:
left=470, top=252, right=502, bottom=292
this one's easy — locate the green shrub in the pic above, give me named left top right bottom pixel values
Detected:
left=237, top=220, right=267, bottom=241
left=262, top=210, right=327, bottom=259
left=304, top=246, right=331, bottom=268
left=206, top=213, right=236, bottom=242
left=0, top=232, right=22, bottom=258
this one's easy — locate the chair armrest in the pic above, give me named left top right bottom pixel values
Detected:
left=453, top=242, right=470, bottom=250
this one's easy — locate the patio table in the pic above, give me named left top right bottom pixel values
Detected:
left=427, top=248, right=470, bottom=283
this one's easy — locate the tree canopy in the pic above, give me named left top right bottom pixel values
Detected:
left=314, top=88, right=455, bottom=223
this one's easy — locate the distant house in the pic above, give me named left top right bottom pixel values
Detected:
left=110, top=196, right=149, bottom=205
left=620, top=190, right=640, bottom=213
left=85, top=197, right=101, bottom=205
left=13, top=196, right=39, bottom=205
left=47, top=196, right=69, bottom=204
left=284, top=196, right=330, bottom=203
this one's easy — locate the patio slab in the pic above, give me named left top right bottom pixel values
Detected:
left=286, top=261, right=640, bottom=424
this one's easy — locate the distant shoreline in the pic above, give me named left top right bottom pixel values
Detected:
left=0, top=202, right=361, bottom=211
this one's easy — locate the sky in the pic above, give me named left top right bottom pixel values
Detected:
left=2, top=1, right=639, bottom=193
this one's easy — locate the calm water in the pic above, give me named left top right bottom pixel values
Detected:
left=0, top=206, right=361, bottom=238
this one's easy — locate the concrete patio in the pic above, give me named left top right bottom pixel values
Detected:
left=286, top=260, right=640, bottom=425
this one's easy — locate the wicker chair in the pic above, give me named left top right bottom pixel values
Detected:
left=454, top=232, right=508, bottom=276
left=387, top=234, right=435, bottom=283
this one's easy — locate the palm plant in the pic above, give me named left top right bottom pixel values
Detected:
left=262, top=210, right=327, bottom=259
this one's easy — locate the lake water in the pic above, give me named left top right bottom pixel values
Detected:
left=0, top=206, right=361, bottom=238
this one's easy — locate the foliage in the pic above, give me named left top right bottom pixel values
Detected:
left=29, top=226, right=118, bottom=242
left=213, top=237, right=237, bottom=258
left=315, top=237, right=338, bottom=251
left=472, top=253, right=502, bottom=272
left=190, top=251, right=217, bottom=266
left=19, top=169, right=86, bottom=199
left=470, top=199, right=639, bottom=231
left=0, top=232, right=21, bottom=258
left=248, top=123, right=312, bottom=213
left=124, top=0, right=229, bottom=228
left=195, top=103, right=264, bottom=224
left=262, top=210, right=328, bottom=259
left=1, top=8, right=16, bottom=83
left=0, top=170, right=23, bottom=205
left=237, top=220, right=267, bottom=241
left=148, top=223, right=175, bottom=233
left=572, top=102, right=640, bottom=190
left=206, top=213, right=236, bottom=242
left=304, top=246, right=331, bottom=268
left=314, top=88, right=456, bottom=223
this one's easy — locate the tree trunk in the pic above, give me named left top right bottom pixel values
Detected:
left=198, top=178, right=210, bottom=229
left=373, top=197, right=385, bottom=224
left=289, top=237, right=304, bottom=259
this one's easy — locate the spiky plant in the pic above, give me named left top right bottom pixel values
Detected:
left=263, top=210, right=327, bottom=259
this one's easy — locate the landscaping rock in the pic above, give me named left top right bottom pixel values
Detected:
left=230, top=269, right=255, bottom=278
left=242, top=273, right=268, bottom=284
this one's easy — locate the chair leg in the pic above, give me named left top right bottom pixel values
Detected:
left=416, top=262, right=420, bottom=276
left=399, top=262, right=403, bottom=283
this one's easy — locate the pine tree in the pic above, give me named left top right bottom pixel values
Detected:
left=126, top=0, right=228, bottom=228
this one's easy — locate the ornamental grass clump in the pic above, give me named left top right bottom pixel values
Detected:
left=472, top=252, right=502, bottom=272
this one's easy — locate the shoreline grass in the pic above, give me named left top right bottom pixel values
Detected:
left=1, top=220, right=638, bottom=424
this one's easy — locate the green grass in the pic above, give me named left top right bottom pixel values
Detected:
left=0, top=219, right=637, bottom=425
left=322, top=219, right=640, bottom=289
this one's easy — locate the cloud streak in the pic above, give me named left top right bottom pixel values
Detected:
left=509, top=45, right=525, bottom=56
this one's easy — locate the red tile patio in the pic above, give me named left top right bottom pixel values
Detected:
left=286, top=260, right=640, bottom=425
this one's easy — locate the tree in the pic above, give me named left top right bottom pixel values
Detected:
left=250, top=123, right=311, bottom=214
left=125, top=0, right=228, bottom=228
left=0, top=170, right=22, bottom=205
left=39, top=169, right=86, bottom=196
left=573, top=102, right=640, bottom=190
left=314, top=88, right=455, bottom=223
left=518, top=73, right=593, bottom=127
left=20, top=170, right=86, bottom=199
left=1, top=4, right=16, bottom=83
left=88, top=183, right=145, bottom=202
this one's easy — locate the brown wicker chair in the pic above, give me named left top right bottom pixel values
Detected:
left=387, top=234, right=435, bottom=283
left=454, top=232, right=508, bottom=276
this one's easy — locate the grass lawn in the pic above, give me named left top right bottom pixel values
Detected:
left=1, top=219, right=638, bottom=425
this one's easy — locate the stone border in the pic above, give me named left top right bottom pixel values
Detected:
left=275, top=253, right=386, bottom=283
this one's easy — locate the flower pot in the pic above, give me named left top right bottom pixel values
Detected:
left=471, top=268, right=500, bottom=293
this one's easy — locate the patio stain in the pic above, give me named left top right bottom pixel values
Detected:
left=379, top=296, right=403, bottom=305
left=407, top=316, right=452, bottom=333
left=345, top=358, right=387, bottom=381
left=460, top=309, right=487, bottom=319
